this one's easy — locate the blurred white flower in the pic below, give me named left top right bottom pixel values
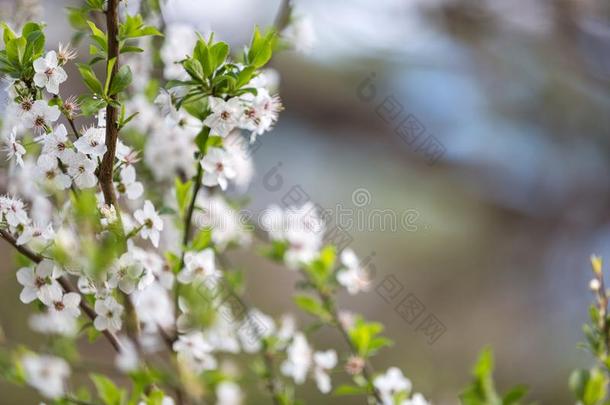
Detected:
left=3, top=127, right=25, bottom=166
left=282, top=15, right=316, bottom=54
left=134, top=200, right=164, bottom=247
left=374, top=367, right=412, bottom=405
left=178, top=248, right=218, bottom=284
left=337, top=248, right=370, bottom=295
left=16, top=222, right=54, bottom=246
left=313, top=350, right=337, bottom=393
left=281, top=332, right=312, bottom=384
left=201, top=147, right=236, bottom=190
left=115, top=336, right=140, bottom=372
left=36, top=153, right=72, bottom=190
left=108, top=252, right=154, bottom=294
left=216, top=381, right=243, bottom=405
left=22, top=353, right=70, bottom=399
left=173, top=331, right=217, bottom=373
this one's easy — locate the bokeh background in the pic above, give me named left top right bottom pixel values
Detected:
left=1, top=0, right=610, bottom=403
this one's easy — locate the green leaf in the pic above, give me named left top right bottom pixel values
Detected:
left=248, top=26, right=276, bottom=68
left=502, top=385, right=528, bottom=405
left=294, top=294, right=331, bottom=321
left=104, top=57, right=116, bottom=94
left=2, top=23, right=16, bottom=45
left=77, top=95, right=107, bottom=116
left=175, top=177, right=193, bottom=217
left=108, top=65, right=132, bottom=95
left=190, top=229, right=212, bottom=251
left=77, top=63, right=104, bottom=94
left=6, top=37, right=26, bottom=66
left=87, top=20, right=107, bottom=52
left=90, top=373, right=125, bottom=405
left=584, top=368, right=608, bottom=405
left=333, top=384, right=369, bottom=396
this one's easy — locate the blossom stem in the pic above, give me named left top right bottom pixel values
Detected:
left=175, top=163, right=204, bottom=328
left=0, top=229, right=123, bottom=353
left=216, top=253, right=285, bottom=404
left=305, top=274, right=383, bottom=403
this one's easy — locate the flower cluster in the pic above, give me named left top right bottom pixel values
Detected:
left=0, top=4, right=431, bottom=405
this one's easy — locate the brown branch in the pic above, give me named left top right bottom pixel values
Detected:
left=0, top=229, right=123, bottom=353
left=98, top=0, right=120, bottom=208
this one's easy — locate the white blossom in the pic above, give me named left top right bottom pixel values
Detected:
left=374, top=367, right=413, bottom=405
left=115, top=336, right=140, bottom=372
left=201, top=147, right=236, bottom=190
left=160, top=23, right=198, bottom=80
left=33, top=51, right=68, bottom=94
left=402, top=393, right=430, bottom=405
left=203, top=97, right=243, bottom=137
left=94, top=296, right=124, bottom=333
left=216, top=381, right=243, bottom=405
left=313, top=350, right=337, bottom=393
left=0, top=195, right=29, bottom=227
left=116, top=165, right=144, bottom=200
left=16, top=222, right=54, bottom=246
left=36, top=153, right=72, bottom=190
left=133, top=282, right=175, bottom=331
left=173, top=331, right=217, bottom=373
left=281, top=332, right=312, bottom=384
left=240, top=88, right=282, bottom=142
left=262, top=203, right=325, bottom=269
left=74, top=126, right=107, bottom=157
left=134, top=200, right=164, bottom=247
left=193, top=193, right=250, bottom=249
left=337, top=248, right=371, bottom=295
left=3, top=127, right=25, bottom=166
left=108, top=252, right=154, bottom=294
left=16, top=260, right=63, bottom=305
left=63, top=150, right=97, bottom=188
left=22, top=100, right=60, bottom=133
left=49, top=292, right=81, bottom=318
left=22, top=353, right=70, bottom=399
left=178, top=248, right=218, bottom=284
left=42, top=124, right=70, bottom=159
left=29, top=311, right=78, bottom=337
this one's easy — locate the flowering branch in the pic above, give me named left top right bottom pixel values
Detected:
left=0, top=229, right=123, bottom=353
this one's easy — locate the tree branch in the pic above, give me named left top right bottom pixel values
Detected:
left=0, top=229, right=123, bottom=353
left=98, top=0, right=120, bottom=207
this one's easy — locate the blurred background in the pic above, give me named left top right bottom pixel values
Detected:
left=1, top=0, right=610, bottom=403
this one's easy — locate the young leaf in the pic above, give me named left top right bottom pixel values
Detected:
left=108, top=65, right=132, bottom=95
left=77, top=63, right=104, bottom=94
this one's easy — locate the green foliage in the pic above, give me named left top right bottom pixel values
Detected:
left=348, top=318, right=392, bottom=358
left=175, top=177, right=194, bottom=218
left=570, top=368, right=609, bottom=405
left=293, top=294, right=331, bottom=322
left=0, top=22, right=45, bottom=79
left=460, top=348, right=528, bottom=405
left=91, top=373, right=128, bottom=405
left=303, top=245, right=336, bottom=289
left=246, top=26, right=277, bottom=68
